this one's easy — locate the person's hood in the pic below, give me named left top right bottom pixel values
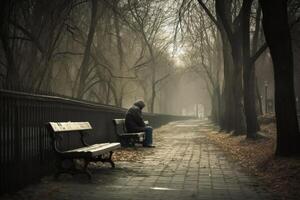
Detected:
left=133, top=100, right=145, bottom=109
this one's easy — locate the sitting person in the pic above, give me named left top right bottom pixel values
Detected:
left=125, top=100, right=155, bottom=147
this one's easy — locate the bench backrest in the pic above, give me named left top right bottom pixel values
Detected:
left=48, top=122, right=92, bottom=152
left=112, top=119, right=149, bottom=126
left=112, top=119, right=149, bottom=135
left=113, top=119, right=126, bottom=126
left=49, top=122, right=92, bottom=133
left=112, top=119, right=126, bottom=135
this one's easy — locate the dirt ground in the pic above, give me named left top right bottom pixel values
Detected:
left=203, top=117, right=300, bottom=200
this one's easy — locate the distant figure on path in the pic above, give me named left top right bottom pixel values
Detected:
left=125, top=100, right=155, bottom=147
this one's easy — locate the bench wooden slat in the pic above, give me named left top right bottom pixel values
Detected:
left=63, top=143, right=121, bottom=158
left=49, top=122, right=92, bottom=132
left=65, top=143, right=120, bottom=154
left=65, top=143, right=109, bottom=152
left=89, top=143, right=120, bottom=157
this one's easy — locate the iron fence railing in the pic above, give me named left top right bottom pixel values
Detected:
left=0, top=89, right=194, bottom=194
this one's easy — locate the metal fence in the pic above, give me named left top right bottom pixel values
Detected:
left=0, top=89, right=194, bottom=194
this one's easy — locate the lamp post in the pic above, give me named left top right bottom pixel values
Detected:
left=264, top=81, right=268, bottom=114
left=259, top=95, right=263, bottom=115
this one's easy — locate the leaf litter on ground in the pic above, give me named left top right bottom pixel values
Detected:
left=203, top=115, right=300, bottom=200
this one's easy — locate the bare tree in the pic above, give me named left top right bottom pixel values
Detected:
left=0, top=0, right=75, bottom=91
left=126, top=0, right=173, bottom=112
left=76, top=0, right=98, bottom=99
left=181, top=8, right=223, bottom=123
left=259, top=0, right=300, bottom=156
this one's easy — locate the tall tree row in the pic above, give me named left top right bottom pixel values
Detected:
left=179, top=0, right=300, bottom=156
left=259, top=0, right=300, bottom=155
left=0, top=0, right=175, bottom=113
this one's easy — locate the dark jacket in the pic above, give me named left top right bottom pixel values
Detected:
left=125, top=101, right=146, bottom=132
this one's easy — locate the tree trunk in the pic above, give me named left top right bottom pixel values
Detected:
left=259, top=0, right=300, bottom=156
left=252, top=7, right=263, bottom=116
left=0, top=0, right=20, bottom=89
left=211, top=86, right=221, bottom=123
left=256, top=78, right=263, bottom=115
left=113, top=3, right=125, bottom=107
left=220, top=33, right=235, bottom=132
left=242, top=0, right=259, bottom=138
left=244, top=62, right=259, bottom=138
left=1, top=35, right=20, bottom=90
left=231, top=45, right=246, bottom=134
left=149, top=80, right=156, bottom=113
left=77, top=0, right=98, bottom=99
left=215, top=0, right=245, bottom=134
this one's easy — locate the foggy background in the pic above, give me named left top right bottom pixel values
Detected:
left=0, top=0, right=299, bottom=118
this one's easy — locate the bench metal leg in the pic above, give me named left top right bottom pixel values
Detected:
left=95, top=151, right=115, bottom=168
left=122, top=137, right=139, bottom=147
left=108, top=151, right=115, bottom=168
left=120, top=138, right=128, bottom=147
left=121, top=138, right=132, bottom=147
left=129, top=138, right=136, bottom=147
left=54, top=158, right=92, bottom=179
left=83, top=159, right=92, bottom=179
left=54, top=151, right=117, bottom=179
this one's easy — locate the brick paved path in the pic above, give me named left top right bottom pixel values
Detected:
left=1, top=120, right=276, bottom=200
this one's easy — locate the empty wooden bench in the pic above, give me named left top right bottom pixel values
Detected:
left=113, top=119, right=149, bottom=147
left=47, top=121, right=120, bottom=178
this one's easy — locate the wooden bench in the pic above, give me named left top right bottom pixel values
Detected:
left=113, top=119, right=149, bottom=147
left=47, top=121, right=120, bottom=178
